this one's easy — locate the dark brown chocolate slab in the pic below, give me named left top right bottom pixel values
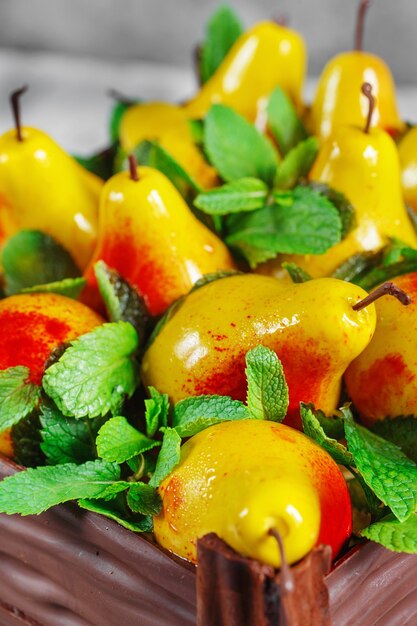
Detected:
left=1, top=456, right=417, bottom=626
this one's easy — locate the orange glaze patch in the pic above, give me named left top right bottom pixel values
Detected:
left=0, top=309, right=70, bottom=384
left=355, top=353, right=414, bottom=418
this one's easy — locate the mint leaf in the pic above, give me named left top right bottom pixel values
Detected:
left=145, top=387, right=170, bottom=438
left=149, top=428, right=182, bottom=487
left=22, top=277, right=86, bottom=299
left=94, top=261, right=150, bottom=346
left=78, top=497, right=153, bottom=533
left=205, top=104, right=279, bottom=185
left=200, top=5, right=243, bottom=84
left=12, top=412, right=44, bottom=468
left=109, top=99, right=135, bottom=143
left=332, top=252, right=381, bottom=282
left=74, top=145, right=117, bottom=181
left=0, top=460, right=126, bottom=515
left=361, top=513, right=417, bottom=553
left=300, top=404, right=355, bottom=467
left=43, top=322, right=139, bottom=419
left=226, top=186, right=342, bottom=267
left=173, top=395, right=250, bottom=437
left=274, top=137, right=319, bottom=190
left=306, top=183, right=355, bottom=239
left=245, top=346, right=288, bottom=422
left=96, top=416, right=159, bottom=463
left=2, top=230, right=80, bottom=295
left=194, top=178, right=268, bottom=215
left=282, top=262, right=312, bottom=283
left=118, top=140, right=202, bottom=194
left=40, top=403, right=103, bottom=465
left=344, top=411, right=417, bottom=522
left=372, top=417, right=417, bottom=464
left=0, top=366, right=40, bottom=433
left=267, top=87, right=307, bottom=155
left=355, top=256, right=417, bottom=291
left=127, top=482, right=162, bottom=515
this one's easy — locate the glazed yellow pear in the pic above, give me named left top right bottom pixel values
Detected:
left=0, top=88, right=102, bottom=270
left=345, top=276, right=417, bottom=425
left=154, top=420, right=352, bottom=566
left=83, top=158, right=235, bottom=316
left=258, top=85, right=417, bottom=280
left=184, top=21, right=306, bottom=123
left=310, top=0, right=404, bottom=140
left=119, top=102, right=217, bottom=190
left=398, top=126, right=417, bottom=214
left=142, top=273, right=376, bottom=429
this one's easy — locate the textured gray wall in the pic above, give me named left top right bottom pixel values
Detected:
left=0, top=0, right=416, bottom=83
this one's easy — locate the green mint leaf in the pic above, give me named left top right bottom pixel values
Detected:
left=116, top=140, right=202, bottom=194
left=204, top=104, right=279, bottom=185
left=274, top=137, right=319, bottom=190
left=78, top=496, right=153, bottom=533
left=127, top=482, right=162, bottom=516
left=96, top=416, right=160, bottom=463
left=190, top=270, right=239, bottom=293
left=109, top=99, right=136, bottom=143
left=200, top=5, right=243, bottom=84
left=43, top=322, right=139, bottom=419
left=245, top=346, right=288, bottom=422
left=145, top=387, right=170, bottom=438
left=332, top=251, right=381, bottom=282
left=343, top=410, right=417, bottom=522
left=173, top=395, right=250, bottom=438
left=11, top=412, right=44, bottom=468
left=313, top=408, right=345, bottom=440
left=94, top=261, right=150, bottom=347
left=372, top=416, right=417, bottom=464
left=194, top=178, right=268, bottom=215
left=267, top=87, right=307, bottom=155
left=21, top=277, right=86, bottom=299
left=306, top=182, right=355, bottom=239
left=300, top=403, right=355, bottom=467
left=188, top=119, right=204, bottom=144
left=149, top=428, right=182, bottom=487
left=40, top=403, right=103, bottom=465
left=226, top=186, right=342, bottom=268
left=74, top=145, right=117, bottom=181
left=355, top=256, right=417, bottom=291
left=361, top=513, right=417, bottom=553
left=282, top=262, right=312, bottom=283
left=2, top=230, right=80, bottom=295
left=0, top=460, right=126, bottom=515
left=0, top=367, right=41, bottom=433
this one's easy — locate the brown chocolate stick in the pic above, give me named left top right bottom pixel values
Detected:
left=10, top=85, right=28, bottom=142
left=352, top=281, right=412, bottom=311
left=355, top=0, right=372, bottom=51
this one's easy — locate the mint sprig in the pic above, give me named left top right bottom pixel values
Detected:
left=194, top=177, right=268, bottom=215
left=204, top=104, right=279, bottom=185
left=96, top=416, right=160, bottom=464
left=300, top=404, right=354, bottom=466
left=0, top=367, right=41, bottom=433
left=21, top=277, right=86, bottom=299
left=149, top=428, right=182, bottom=488
left=127, top=482, right=162, bottom=516
left=274, top=137, right=319, bottom=190
left=372, top=416, right=417, bottom=464
left=0, top=460, right=127, bottom=515
left=43, top=322, right=139, bottom=419
left=361, top=513, right=417, bottom=552
left=173, top=395, right=249, bottom=437
left=245, top=346, right=288, bottom=422
left=78, top=497, right=153, bottom=533
left=145, top=387, right=170, bottom=437
left=199, top=5, right=243, bottom=84
left=267, top=86, right=308, bottom=155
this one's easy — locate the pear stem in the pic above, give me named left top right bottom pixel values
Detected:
left=352, top=281, right=412, bottom=311
left=273, top=15, right=288, bottom=27
left=107, top=89, right=135, bottom=106
left=268, top=528, right=295, bottom=593
left=355, top=0, right=372, bottom=51
left=10, top=85, right=28, bottom=142
left=128, top=154, right=139, bottom=182
left=361, top=82, right=375, bottom=134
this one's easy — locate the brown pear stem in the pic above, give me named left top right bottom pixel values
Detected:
left=361, top=82, right=375, bottom=133
left=107, top=88, right=135, bottom=106
left=268, top=528, right=295, bottom=593
left=10, top=85, right=28, bottom=142
left=273, top=15, right=288, bottom=27
left=352, top=281, right=412, bottom=311
left=355, top=0, right=372, bottom=51
left=128, top=154, right=139, bottom=181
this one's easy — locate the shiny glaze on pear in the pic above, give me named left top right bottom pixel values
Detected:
left=0, top=127, right=102, bottom=270
left=398, top=126, right=417, bottom=214
left=345, top=272, right=417, bottom=425
left=141, top=274, right=376, bottom=428
left=83, top=166, right=235, bottom=316
left=184, top=21, right=306, bottom=123
left=258, top=126, right=417, bottom=280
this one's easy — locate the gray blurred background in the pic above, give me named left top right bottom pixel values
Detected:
left=0, top=0, right=416, bottom=151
